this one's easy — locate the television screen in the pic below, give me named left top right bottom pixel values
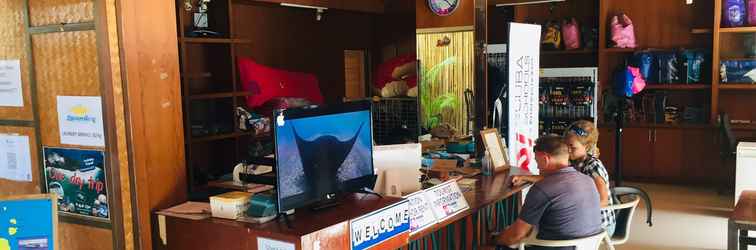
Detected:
left=274, top=101, right=374, bottom=213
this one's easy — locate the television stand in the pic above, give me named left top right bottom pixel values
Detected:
left=354, top=188, right=383, bottom=199
left=309, top=198, right=341, bottom=211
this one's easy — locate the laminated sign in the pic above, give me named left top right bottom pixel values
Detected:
left=425, top=180, right=469, bottom=221
left=508, top=23, right=541, bottom=174
left=350, top=200, right=410, bottom=250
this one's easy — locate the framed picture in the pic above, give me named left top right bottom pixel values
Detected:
left=480, top=128, right=510, bottom=172
left=42, top=147, right=109, bottom=223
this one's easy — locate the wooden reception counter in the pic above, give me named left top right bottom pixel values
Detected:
left=159, top=170, right=526, bottom=250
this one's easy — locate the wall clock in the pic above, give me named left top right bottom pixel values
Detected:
left=427, top=0, right=460, bottom=16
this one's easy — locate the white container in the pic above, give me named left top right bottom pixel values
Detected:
left=736, top=142, right=756, bottom=205
left=210, top=191, right=251, bottom=220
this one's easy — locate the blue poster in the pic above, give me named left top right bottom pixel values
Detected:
left=0, top=196, right=55, bottom=250
left=43, top=147, right=108, bottom=221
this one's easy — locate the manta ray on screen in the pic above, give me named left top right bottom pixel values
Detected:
left=292, top=122, right=366, bottom=198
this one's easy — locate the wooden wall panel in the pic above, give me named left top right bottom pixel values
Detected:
left=59, top=222, right=113, bottom=250
left=416, top=0, right=474, bottom=29
left=118, top=0, right=187, bottom=249
left=29, top=0, right=94, bottom=27
left=31, top=30, right=101, bottom=148
left=0, top=0, right=34, bottom=121
left=0, top=126, right=41, bottom=195
left=232, top=2, right=377, bottom=103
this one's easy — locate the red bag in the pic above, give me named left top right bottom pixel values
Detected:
left=610, top=14, right=637, bottom=48
left=238, top=58, right=324, bottom=108
left=562, top=18, right=581, bottom=50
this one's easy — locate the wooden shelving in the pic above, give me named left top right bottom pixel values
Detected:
left=189, top=91, right=252, bottom=100
left=180, top=37, right=252, bottom=44
left=191, top=132, right=270, bottom=143
left=719, top=26, right=756, bottom=33
left=730, top=124, right=756, bottom=131
left=541, top=49, right=597, bottom=55
left=644, top=84, right=710, bottom=90
left=600, top=47, right=636, bottom=53
left=691, top=28, right=713, bottom=34
left=719, top=84, right=756, bottom=90
left=621, top=123, right=712, bottom=129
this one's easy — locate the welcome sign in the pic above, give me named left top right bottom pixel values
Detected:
left=350, top=200, right=409, bottom=250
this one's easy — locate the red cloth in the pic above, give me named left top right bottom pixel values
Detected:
left=238, top=57, right=324, bottom=108
left=374, top=54, right=417, bottom=89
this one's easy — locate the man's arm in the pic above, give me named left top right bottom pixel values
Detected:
left=496, top=219, right=533, bottom=246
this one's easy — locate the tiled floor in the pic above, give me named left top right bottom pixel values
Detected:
left=613, top=182, right=743, bottom=250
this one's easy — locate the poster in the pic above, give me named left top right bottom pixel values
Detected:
left=0, top=135, right=32, bottom=182
left=406, top=191, right=437, bottom=234
left=507, top=23, right=541, bottom=174
left=56, top=96, right=105, bottom=147
left=43, top=147, right=109, bottom=221
left=0, top=60, right=23, bottom=107
left=350, top=200, right=410, bottom=250
left=424, top=181, right=469, bottom=221
left=0, top=195, right=57, bottom=250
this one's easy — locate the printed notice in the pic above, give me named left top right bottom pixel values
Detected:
left=0, top=60, right=24, bottom=107
left=406, top=191, right=437, bottom=234
left=57, top=96, right=105, bottom=147
left=0, top=134, right=33, bottom=182
left=425, top=180, right=469, bottom=221
left=257, top=237, right=295, bottom=250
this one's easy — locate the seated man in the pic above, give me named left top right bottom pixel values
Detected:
left=494, top=135, right=603, bottom=250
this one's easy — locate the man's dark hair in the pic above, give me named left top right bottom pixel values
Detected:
left=533, top=135, right=569, bottom=156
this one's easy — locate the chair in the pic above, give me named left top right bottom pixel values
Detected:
left=519, top=231, right=613, bottom=250
left=611, top=186, right=653, bottom=227
left=603, top=195, right=641, bottom=246
left=719, top=113, right=738, bottom=194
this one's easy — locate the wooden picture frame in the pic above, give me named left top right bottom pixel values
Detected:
left=0, top=193, right=59, bottom=250
left=480, top=128, right=510, bottom=172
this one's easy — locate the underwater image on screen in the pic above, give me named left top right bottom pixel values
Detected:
left=276, top=110, right=373, bottom=204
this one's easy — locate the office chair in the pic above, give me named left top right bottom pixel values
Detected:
left=719, top=113, right=737, bottom=194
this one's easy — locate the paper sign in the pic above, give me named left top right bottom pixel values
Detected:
left=350, top=200, right=410, bottom=250
left=0, top=195, right=57, bottom=250
left=0, top=134, right=32, bottom=182
left=57, top=96, right=105, bottom=147
left=257, top=237, right=295, bottom=250
left=425, top=180, right=469, bottom=221
left=0, top=60, right=24, bottom=107
left=406, top=191, right=437, bottom=234
left=507, top=23, right=541, bottom=174
left=43, top=147, right=109, bottom=221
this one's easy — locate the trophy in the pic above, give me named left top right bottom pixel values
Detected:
left=184, top=0, right=221, bottom=37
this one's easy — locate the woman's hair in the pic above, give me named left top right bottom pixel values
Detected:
left=563, top=120, right=600, bottom=157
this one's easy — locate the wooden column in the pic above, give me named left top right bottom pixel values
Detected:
left=473, top=0, right=488, bottom=157
left=117, top=0, right=187, bottom=250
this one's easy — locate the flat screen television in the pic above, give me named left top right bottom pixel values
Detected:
left=274, top=101, right=375, bottom=213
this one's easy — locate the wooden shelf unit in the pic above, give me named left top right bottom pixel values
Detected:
left=177, top=0, right=270, bottom=191
left=541, top=49, right=598, bottom=55
left=719, top=84, right=756, bottom=90
left=644, top=84, right=710, bottom=90
left=719, top=26, right=756, bottom=33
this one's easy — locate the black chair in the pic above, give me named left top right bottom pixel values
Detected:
left=717, top=113, right=756, bottom=194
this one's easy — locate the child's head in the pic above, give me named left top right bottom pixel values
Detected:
left=563, top=120, right=599, bottom=161
left=533, top=135, right=570, bottom=173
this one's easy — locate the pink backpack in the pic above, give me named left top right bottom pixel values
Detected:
left=562, top=18, right=581, bottom=50
left=610, top=14, right=637, bottom=48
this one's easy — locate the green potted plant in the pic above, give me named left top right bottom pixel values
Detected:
left=420, top=57, right=458, bottom=132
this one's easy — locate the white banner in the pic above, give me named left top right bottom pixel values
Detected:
left=507, top=23, right=541, bottom=174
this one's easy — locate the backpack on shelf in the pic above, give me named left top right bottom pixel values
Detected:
left=562, top=18, right=581, bottom=50
left=723, top=0, right=747, bottom=27
left=542, top=21, right=562, bottom=50
left=609, top=14, right=637, bottom=49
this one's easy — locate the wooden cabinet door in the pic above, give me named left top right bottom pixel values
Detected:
left=620, top=128, right=653, bottom=180
left=598, top=127, right=617, bottom=176
left=682, top=129, right=717, bottom=184
left=652, top=128, right=685, bottom=182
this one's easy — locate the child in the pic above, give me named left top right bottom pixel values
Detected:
left=512, top=120, right=616, bottom=236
